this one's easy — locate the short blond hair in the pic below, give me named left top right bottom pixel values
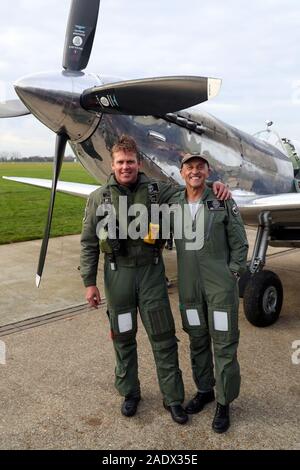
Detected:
left=111, top=135, right=141, bottom=162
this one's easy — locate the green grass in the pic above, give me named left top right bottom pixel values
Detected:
left=0, top=162, right=101, bottom=244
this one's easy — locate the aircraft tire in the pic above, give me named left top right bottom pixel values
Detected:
left=243, top=270, right=283, bottom=327
left=238, top=267, right=252, bottom=298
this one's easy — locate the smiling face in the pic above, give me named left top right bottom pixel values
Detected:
left=180, top=157, right=210, bottom=191
left=111, top=149, right=141, bottom=186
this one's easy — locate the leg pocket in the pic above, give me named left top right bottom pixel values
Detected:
left=145, top=303, right=175, bottom=341
left=109, top=308, right=137, bottom=341
left=180, top=303, right=208, bottom=335
left=208, top=305, right=239, bottom=342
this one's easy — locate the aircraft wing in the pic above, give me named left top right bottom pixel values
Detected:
left=3, top=176, right=300, bottom=224
left=234, top=191, right=300, bottom=225
left=2, top=177, right=99, bottom=198
left=0, top=99, right=30, bottom=118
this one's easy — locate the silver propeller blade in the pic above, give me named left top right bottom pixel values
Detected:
left=0, top=99, right=30, bottom=118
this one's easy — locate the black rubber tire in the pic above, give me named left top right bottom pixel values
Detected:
left=243, top=270, right=283, bottom=327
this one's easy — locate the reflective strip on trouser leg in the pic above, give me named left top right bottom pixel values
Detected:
left=209, top=305, right=240, bottom=405
left=180, top=304, right=215, bottom=392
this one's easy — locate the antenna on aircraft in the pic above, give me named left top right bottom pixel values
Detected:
left=265, top=120, right=274, bottom=128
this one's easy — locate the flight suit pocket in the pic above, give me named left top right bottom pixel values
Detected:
left=109, top=307, right=137, bottom=341
left=180, top=303, right=208, bottom=336
left=209, top=305, right=239, bottom=342
left=147, top=304, right=175, bottom=341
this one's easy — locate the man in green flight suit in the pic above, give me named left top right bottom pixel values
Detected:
left=80, top=135, right=230, bottom=424
left=170, top=152, right=248, bottom=433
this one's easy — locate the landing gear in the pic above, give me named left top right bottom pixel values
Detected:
left=241, top=211, right=284, bottom=327
left=243, top=270, right=283, bottom=327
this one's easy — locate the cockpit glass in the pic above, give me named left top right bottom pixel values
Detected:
left=253, top=130, right=287, bottom=155
left=291, top=140, right=300, bottom=157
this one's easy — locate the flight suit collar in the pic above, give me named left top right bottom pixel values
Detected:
left=180, top=184, right=211, bottom=203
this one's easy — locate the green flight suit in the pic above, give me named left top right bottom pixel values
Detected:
left=171, top=186, right=248, bottom=405
left=80, top=172, right=184, bottom=406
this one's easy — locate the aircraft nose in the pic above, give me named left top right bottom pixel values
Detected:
left=14, top=71, right=74, bottom=134
left=14, top=71, right=101, bottom=141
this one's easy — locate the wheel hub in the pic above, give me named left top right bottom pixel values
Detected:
left=262, top=286, right=278, bottom=314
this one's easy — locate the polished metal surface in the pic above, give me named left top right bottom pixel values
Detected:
left=8, top=68, right=300, bottom=235
left=72, top=109, right=294, bottom=193
left=14, top=71, right=102, bottom=142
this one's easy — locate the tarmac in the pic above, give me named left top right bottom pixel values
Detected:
left=0, top=230, right=299, bottom=450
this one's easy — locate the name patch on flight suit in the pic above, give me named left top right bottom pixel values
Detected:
left=148, top=183, right=159, bottom=203
left=206, top=200, right=226, bottom=211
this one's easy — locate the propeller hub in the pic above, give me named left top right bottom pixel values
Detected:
left=14, top=71, right=102, bottom=141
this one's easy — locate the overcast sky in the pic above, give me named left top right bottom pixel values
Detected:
left=0, top=0, right=300, bottom=157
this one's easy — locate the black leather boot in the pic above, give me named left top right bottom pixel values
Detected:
left=185, top=390, right=215, bottom=414
left=212, top=403, right=230, bottom=433
left=121, top=395, right=141, bottom=417
left=163, top=401, right=188, bottom=425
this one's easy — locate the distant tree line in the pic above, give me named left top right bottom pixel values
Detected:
left=0, top=151, right=76, bottom=162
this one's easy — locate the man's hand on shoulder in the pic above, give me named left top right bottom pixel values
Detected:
left=86, top=286, right=101, bottom=308
left=212, top=181, right=232, bottom=200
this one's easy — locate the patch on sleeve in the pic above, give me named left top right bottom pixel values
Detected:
left=206, top=200, right=226, bottom=211
left=231, top=203, right=240, bottom=216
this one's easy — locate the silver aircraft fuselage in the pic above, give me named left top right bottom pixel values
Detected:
left=15, top=71, right=297, bottom=227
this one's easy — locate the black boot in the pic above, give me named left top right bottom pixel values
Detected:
left=212, top=403, right=230, bottom=433
left=185, top=390, right=215, bottom=414
left=163, top=401, right=188, bottom=425
left=121, top=395, right=141, bottom=417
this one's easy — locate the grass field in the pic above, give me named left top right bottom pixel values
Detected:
left=0, top=162, right=100, bottom=244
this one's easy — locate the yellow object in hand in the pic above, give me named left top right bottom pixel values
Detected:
left=144, top=223, right=160, bottom=244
